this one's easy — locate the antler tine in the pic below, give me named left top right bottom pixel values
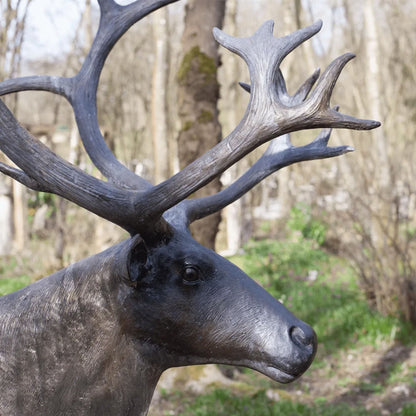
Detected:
left=0, top=76, right=70, bottom=97
left=73, top=0, right=180, bottom=190
left=276, top=67, right=321, bottom=106
left=301, top=53, right=380, bottom=130
left=212, top=20, right=322, bottom=79
left=240, top=67, right=321, bottom=105
left=0, top=161, right=47, bottom=192
left=214, top=21, right=379, bottom=133
left=0, top=0, right=184, bottom=237
left=292, top=68, right=321, bottom=103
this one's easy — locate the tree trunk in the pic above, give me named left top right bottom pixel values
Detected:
left=177, top=0, right=226, bottom=249
left=364, top=0, right=390, bottom=248
left=152, top=7, right=170, bottom=183
left=12, top=182, right=26, bottom=252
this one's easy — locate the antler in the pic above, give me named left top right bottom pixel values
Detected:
left=0, top=3, right=380, bottom=237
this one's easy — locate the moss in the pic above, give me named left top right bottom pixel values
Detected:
left=180, top=112, right=214, bottom=131
left=181, top=120, right=194, bottom=132
left=177, top=46, right=217, bottom=84
left=198, top=110, right=214, bottom=123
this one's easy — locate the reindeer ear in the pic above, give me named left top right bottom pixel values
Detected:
left=127, top=235, right=149, bottom=284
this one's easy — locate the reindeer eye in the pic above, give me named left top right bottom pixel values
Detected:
left=182, top=266, right=200, bottom=285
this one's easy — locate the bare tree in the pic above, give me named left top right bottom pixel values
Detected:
left=351, top=0, right=416, bottom=324
left=0, top=0, right=33, bottom=254
left=0, top=0, right=32, bottom=83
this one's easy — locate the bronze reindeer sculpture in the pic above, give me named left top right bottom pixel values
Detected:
left=0, top=1, right=379, bottom=415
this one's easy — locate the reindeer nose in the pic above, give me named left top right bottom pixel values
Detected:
left=289, top=325, right=317, bottom=350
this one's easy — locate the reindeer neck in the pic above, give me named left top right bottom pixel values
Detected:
left=0, top=243, right=162, bottom=416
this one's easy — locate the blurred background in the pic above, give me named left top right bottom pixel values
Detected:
left=1, top=1, right=415, bottom=414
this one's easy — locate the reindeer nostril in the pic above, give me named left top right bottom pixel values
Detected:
left=289, top=326, right=316, bottom=349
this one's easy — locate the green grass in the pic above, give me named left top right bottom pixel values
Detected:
left=0, top=254, right=33, bottom=296
left=386, top=362, right=416, bottom=388
left=177, top=388, right=416, bottom=416
left=0, top=275, right=31, bottom=296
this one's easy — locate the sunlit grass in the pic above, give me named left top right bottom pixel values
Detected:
left=177, top=388, right=416, bottom=416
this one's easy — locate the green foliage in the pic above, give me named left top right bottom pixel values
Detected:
left=386, top=362, right=416, bottom=388
left=0, top=256, right=32, bottom=296
left=255, top=237, right=326, bottom=277
left=400, top=403, right=416, bottom=416
left=232, top=238, right=415, bottom=354
left=287, top=203, right=327, bottom=246
left=357, top=382, right=383, bottom=393
left=239, top=238, right=327, bottom=293
left=27, top=191, right=57, bottom=222
left=178, top=389, right=380, bottom=416
left=28, top=191, right=56, bottom=210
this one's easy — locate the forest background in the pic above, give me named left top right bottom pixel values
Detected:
left=0, top=0, right=415, bottom=414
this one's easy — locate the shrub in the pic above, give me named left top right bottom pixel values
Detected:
left=341, top=192, right=416, bottom=326
left=287, top=203, right=328, bottom=246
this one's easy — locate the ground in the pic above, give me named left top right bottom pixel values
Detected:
left=148, top=342, right=416, bottom=415
left=290, top=343, right=416, bottom=415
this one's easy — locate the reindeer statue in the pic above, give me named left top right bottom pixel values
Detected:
left=0, top=0, right=379, bottom=415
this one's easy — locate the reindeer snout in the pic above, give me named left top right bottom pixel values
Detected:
left=274, top=323, right=317, bottom=378
left=289, top=325, right=317, bottom=350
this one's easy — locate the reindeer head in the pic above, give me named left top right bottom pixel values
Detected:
left=112, top=230, right=315, bottom=383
